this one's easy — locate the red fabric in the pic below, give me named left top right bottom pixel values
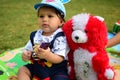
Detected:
left=33, top=75, right=41, bottom=80
left=33, top=76, right=50, bottom=80
left=43, top=77, right=50, bottom=80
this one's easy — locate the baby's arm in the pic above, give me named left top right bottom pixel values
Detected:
left=22, top=40, right=33, bottom=62
left=106, top=32, right=120, bottom=48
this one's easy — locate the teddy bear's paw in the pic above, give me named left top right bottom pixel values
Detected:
left=104, top=68, right=114, bottom=79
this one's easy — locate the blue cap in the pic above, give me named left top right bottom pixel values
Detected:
left=34, top=0, right=66, bottom=17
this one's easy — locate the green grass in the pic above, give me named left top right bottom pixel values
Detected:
left=0, top=0, right=120, bottom=53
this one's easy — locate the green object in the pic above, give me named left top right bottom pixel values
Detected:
left=112, top=21, right=120, bottom=34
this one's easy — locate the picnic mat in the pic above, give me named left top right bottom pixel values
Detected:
left=0, top=47, right=120, bottom=80
left=0, top=47, right=28, bottom=80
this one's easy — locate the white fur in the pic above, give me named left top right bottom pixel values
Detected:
left=72, top=30, right=87, bottom=43
left=105, top=68, right=114, bottom=79
left=73, top=48, right=97, bottom=80
left=94, top=16, right=104, bottom=22
left=72, top=13, right=90, bottom=31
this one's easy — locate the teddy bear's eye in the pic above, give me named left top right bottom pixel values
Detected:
left=85, top=30, right=88, bottom=33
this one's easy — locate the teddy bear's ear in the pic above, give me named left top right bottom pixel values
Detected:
left=62, top=19, right=80, bottom=50
left=94, top=16, right=104, bottom=22
left=72, top=13, right=90, bottom=31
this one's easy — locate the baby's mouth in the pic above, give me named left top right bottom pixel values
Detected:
left=42, top=24, right=49, bottom=27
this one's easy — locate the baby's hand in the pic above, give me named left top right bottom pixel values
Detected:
left=33, top=44, right=39, bottom=53
left=22, top=50, right=32, bottom=62
left=37, top=47, right=51, bottom=59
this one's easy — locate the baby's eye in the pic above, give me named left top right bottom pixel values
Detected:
left=48, top=15, right=53, bottom=18
left=39, top=15, right=44, bottom=18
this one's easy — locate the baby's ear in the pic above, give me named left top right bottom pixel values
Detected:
left=59, top=21, right=64, bottom=26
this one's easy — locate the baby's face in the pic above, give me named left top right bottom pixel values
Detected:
left=38, top=6, right=63, bottom=36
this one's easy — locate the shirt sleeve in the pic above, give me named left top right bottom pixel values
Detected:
left=24, top=40, right=33, bottom=51
left=52, top=36, right=70, bottom=60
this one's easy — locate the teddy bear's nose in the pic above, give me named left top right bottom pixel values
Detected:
left=75, top=36, right=79, bottom=40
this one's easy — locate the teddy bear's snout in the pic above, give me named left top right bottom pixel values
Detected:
left=75, top=36, right=79, bottom=40
left=72, top=30, right=87, bottom=43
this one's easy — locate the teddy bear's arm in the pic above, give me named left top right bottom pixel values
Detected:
left=92, top=51, right=114, bottom=80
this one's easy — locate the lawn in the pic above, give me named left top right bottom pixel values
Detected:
left=0, top=0, right=120, bottom=53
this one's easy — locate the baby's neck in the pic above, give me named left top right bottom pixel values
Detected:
left=42, top=31, right=53, bottom=36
